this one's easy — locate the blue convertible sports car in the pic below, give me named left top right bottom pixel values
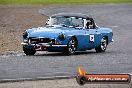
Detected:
left=21, top=13, right=113, bottom=55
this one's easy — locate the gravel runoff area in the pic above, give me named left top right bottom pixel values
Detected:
left=0, top=5, right=48, bottom=53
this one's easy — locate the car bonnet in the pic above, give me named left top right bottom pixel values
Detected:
left=27, top=26, right=73, bottom=38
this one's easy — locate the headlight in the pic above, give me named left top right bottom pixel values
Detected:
left=58, top=34, right=65, bottom=41
left=23, top=31, right=28, bottom=39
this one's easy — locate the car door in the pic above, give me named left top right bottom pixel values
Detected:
left=88, top=28, right=102, bottom=49
left=85, top=19, right=101, bottom=49
left=86, top=28, right=96, bottom=49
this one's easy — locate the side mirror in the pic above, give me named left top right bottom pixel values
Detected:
left=94, top=23, right=99, bottom=29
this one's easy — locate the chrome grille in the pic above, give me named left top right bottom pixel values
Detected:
left=29, top=38, right=55, bottom=44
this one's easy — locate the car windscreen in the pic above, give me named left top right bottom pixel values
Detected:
left=47, top=16, right=84, bottom=28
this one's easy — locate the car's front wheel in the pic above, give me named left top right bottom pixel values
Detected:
left=95, top=37, right=107, bottom=53
left=64, top=37, right=77, bottom=55
left=23, top=47, right=36, bottom=55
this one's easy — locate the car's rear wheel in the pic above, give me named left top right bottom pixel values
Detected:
left=23, top=47, right=36, bottom=55
left=95, top=37, right=107, bottom=53
left=64, top=37, right=77, bottom=55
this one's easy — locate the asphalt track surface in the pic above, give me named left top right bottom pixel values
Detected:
left=0, top=4, right=132, bottom=83
left=0, top=78, right=132, bottom=88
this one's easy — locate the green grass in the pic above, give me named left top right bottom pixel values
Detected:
left=0, top=0, right=132, bottom=4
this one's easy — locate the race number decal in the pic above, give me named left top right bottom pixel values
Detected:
left=90, top=35, right=94, bottom=42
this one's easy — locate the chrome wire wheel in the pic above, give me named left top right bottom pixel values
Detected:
left=101, top=37, right=107, bottom=51
left=68, top=39, right=76, bottom=54
left=65, top=37, right=77, bottom=55
left=95, top=37, right=107, bottom=53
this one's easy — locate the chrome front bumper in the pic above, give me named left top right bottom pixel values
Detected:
left=21, top=42, right=67, bottom=47
left=112, top=39, right=114, bottom=42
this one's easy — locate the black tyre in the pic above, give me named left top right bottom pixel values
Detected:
left=64, top=37, right=77, bottom=55
left=23, top=47, right=36, bottom=55
left=95, top=37, right=107, bottom=53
